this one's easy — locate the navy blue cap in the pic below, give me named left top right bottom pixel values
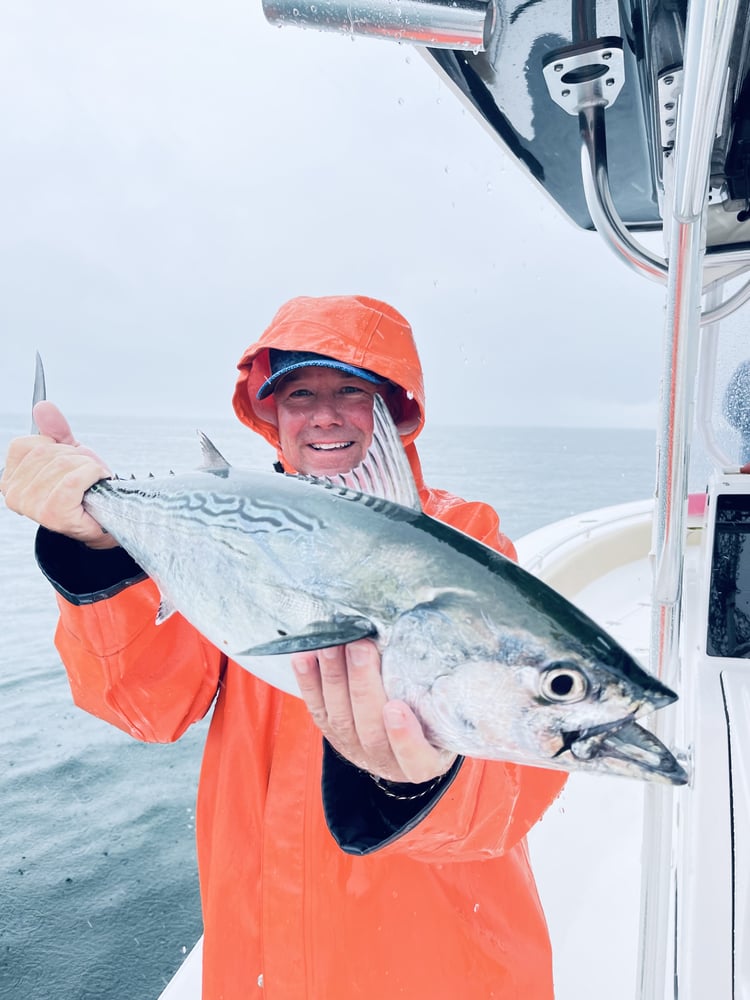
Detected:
left=256, top=349, right=385, bottom=400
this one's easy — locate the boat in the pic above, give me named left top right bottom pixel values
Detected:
left=158, top=0, right=750, bottom=995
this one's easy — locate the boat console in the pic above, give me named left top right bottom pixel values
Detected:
left=675, top=472, right=750, bottom=998
left=257, top=1, right=750, bottom=996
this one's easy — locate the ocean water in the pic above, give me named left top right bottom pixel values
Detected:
left=0, top=414, right=658, bottom=1000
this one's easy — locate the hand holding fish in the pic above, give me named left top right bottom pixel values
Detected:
left=0, top=402, right=116, bottom=549
left=292, top=639, right=456, bottom=783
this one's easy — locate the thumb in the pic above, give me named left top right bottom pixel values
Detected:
left=32, top=400, right=111, bottom=473
left=33, top=400, right=78, bottom=445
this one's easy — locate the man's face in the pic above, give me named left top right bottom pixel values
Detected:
left=274, top=367, right=379, bottom=476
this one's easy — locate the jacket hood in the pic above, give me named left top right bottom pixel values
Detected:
left=233, top=295, right=426, bottom=474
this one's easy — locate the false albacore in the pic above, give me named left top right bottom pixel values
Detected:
left=77, top=394, right=687, bottom=786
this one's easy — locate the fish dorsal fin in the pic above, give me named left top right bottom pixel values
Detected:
left=320, top=393, right=422, bottom=510
left=197, top=431, right=232, bottom=478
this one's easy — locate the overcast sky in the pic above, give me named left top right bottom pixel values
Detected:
left=0, top=0, right=667, bottom=428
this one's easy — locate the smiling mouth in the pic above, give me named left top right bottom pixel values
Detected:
left=309, top=442, right=354, bottom=451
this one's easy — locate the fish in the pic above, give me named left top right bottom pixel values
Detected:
left=75, top=392, right=688, bottom=785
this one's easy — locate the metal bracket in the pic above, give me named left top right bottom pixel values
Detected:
left=542, top=37, right=625, bottom=116
left=658, top=68, right=683, bottom=156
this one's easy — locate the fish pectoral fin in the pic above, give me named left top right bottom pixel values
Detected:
left=240, top=616, right=377, bottom=656
left=155, top=598, right=178, bottom=625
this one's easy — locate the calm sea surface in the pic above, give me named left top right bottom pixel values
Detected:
left=0, top=414, right=658, bottom=1000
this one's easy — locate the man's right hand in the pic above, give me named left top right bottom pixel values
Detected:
left=0, top=401, right=117, bottom=549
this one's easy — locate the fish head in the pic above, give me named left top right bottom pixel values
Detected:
left=383, top=591, right=687, bottom=784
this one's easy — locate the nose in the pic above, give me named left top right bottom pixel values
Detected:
left=309, top=396, right=343, bottom=426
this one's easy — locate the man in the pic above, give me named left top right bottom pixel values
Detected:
left=1, top=294, right=566, bottom=998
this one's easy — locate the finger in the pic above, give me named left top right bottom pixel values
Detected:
left=32, top=402, right=109, bottom=468
left=293, top=645, right=399, bottom=777
left=316, top=645, right=357, bottom=740
left=1, top=440, right=86, bottom=503
left=345, top=641, right=392, bottom=758
left=383, top=700, right=457, bottom=784
left=33, top=458, right=109, bottom=536
left=33, top=401, right=77, bottom=445
left=1, top=443, right=111, bottom=543
left=291, top=651, right=328, bottom=729
left=0, top=435, right=40, bottom=489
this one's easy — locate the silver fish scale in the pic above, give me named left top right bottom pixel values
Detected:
left=187, top=490, right=326, bottom=534
left=93, top=483, right=326, bottom=536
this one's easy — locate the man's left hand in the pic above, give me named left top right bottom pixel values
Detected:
left=291, top=639, right=456, bottom=784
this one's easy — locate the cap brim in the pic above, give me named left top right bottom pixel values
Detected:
left=257, top=359, right=385, bottom=399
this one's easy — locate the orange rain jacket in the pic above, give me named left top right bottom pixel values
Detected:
left=37, top=295, right=567, bottom=999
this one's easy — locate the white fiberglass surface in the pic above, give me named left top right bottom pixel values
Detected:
left=722, top=668, right=750, bottom=997
left=157, top=940, right=202, bottom=1000
left=524, top=505, right=653, bottom=1000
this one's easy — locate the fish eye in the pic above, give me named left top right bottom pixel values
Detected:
left=539, top=663, right=589, bottom=703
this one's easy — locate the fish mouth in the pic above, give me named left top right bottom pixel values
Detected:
left=557, top=717, right=689, bottom=785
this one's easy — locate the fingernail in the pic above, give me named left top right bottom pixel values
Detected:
left=348, top=643, right=369, bottom=667
left=383, top=703, right=406, bottom=727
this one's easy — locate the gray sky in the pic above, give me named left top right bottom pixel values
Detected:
left=0, top=0, right=666, bottom=427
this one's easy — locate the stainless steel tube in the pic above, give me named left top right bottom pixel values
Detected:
left=262, top=0, right=495, bottom=51
left=579, top=104, right=669, bottom=283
